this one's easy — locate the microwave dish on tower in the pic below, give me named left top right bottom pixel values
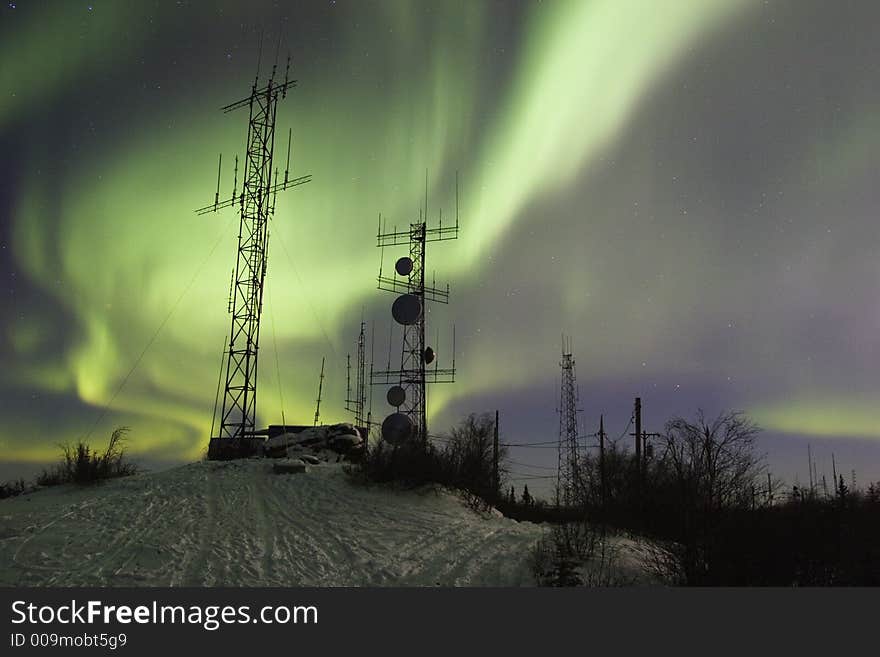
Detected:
left=391, top=294, right=422, bottom=326
left=395, top=256, right=414, bottom=276
left=382, top=412, right=414, bottom=446
left=386, top=385, right=406, bottom=408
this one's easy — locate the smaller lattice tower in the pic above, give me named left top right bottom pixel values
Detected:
left=556, top=336, right=581, bottom=507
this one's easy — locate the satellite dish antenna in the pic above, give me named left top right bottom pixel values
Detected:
left=387, top=385, right=406, bottom=407
left=391, top=294, right=421, bottom=325
left=423, top=346, right=435, bottom=365
left=395, top=256, right=413, bottom=277
left=382, top=412, right=413, bottom=445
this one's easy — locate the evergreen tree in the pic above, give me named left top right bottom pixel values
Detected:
left=837, top=474, right=849, bottom=500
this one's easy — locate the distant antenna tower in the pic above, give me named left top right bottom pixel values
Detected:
left=314, top=356, right=325, bottom=426
left=198, top=51, right=311, bottom=458
left=345, top=321, right=368, bottom=429
left=371, top=174, right=460, bottom=445
left=556, top=336, right=581, bottom=507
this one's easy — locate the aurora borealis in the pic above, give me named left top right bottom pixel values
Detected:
left=2, top=0, right=879, bottom=489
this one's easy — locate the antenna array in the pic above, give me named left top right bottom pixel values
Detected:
left=314, top=356, right=325, bottom=426
left=371, top=174, right=461, bottom=445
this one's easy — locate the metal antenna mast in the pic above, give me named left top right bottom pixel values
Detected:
left=345, top=320, right=368, bottom=429
left=556, top=335, right=581, bottom=507
left=314, top=356, right=325, bottom=426
left=198, top=55, right=311, bottom=459
left=371, top=174, right=460, bottom=445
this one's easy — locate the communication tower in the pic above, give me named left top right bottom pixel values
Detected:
left=557, top=336, right=582, bottom=507
left=370, top=176, right=460, bottom=445
left=198, top=54, right=311, bottom=458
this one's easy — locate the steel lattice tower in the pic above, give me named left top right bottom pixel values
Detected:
left=557, top=337, right=581, bottom=507
left=198, top=57, right=311, bottom=458
left=371, top=179, right=459, bottom=444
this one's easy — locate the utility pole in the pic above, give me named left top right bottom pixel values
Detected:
left=807, top=443, right=814, bottom=495
left=493, top=409, right=500, bottom=501
left=314, top=356, right=325, bottom=427
left=634, top=397, right=642, bottom=467
left=629, top=396, right=655, bottom=510
left=599, top=414, right=607, bottom=510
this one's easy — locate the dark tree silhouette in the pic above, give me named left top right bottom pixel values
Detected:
left=656, top=410, right=767, bottom=583
left=662, top=409, right=765, bottom=514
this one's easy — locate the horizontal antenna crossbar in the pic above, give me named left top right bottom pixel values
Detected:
left=376, top=276, right=450, bottom=302
left=221, top=80, right=298, bottom=113
left=370, top=368, right=456, bottom=385
left=376, top=224, right=459, bottom=248
left=195, top=174, right=312, bottom=215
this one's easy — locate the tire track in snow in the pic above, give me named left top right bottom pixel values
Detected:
left=178, top=463, right=220, bottom=586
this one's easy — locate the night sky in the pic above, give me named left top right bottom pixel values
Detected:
left=2, top=0, right=879, bottom=495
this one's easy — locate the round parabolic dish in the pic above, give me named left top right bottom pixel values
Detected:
left=382, top=412, right=414, bottom=445
left=423, top=346, right=435, bottom=365
left=395, top=256, right=414, bottom=276
left=391, top=294, right=421, bottom=325
left=387, top=385, right=406, bottom=407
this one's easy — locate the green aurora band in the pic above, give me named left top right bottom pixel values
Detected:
left=4, top=0, right=879, bottom=466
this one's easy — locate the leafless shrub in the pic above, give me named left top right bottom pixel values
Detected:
left=637, top=539, right=687, bottom=586
left=36, top=427, right=138, bottom=486
left=530, top=522, right=630, bottom=586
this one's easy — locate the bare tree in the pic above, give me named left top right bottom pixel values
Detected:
left=656, top=410, right=766, bottom=583
left=662, top=409, right=765, bottom=513
left=440, top=413, right=507, bottom=503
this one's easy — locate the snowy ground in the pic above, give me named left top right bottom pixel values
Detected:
left=0, top=460, right=541, bottom=586
left=0, top=460, right=657, bottom=586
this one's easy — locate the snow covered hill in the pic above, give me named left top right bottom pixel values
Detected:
left=1, top=460, right=549, bottom=586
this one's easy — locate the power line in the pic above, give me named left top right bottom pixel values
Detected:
left=507, top=459, right=558, bottom=471
left=614, top=413, right=635, bottom=444
left=502, top=439, right=560, bottom=447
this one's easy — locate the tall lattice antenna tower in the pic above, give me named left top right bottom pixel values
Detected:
left=371, top=174, right=460, bottom=445
left=556, top=336, right=581, bottom=507
left=345, top=320, right=368, bottom=429
left=198, top=53, right=311, bottom=459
